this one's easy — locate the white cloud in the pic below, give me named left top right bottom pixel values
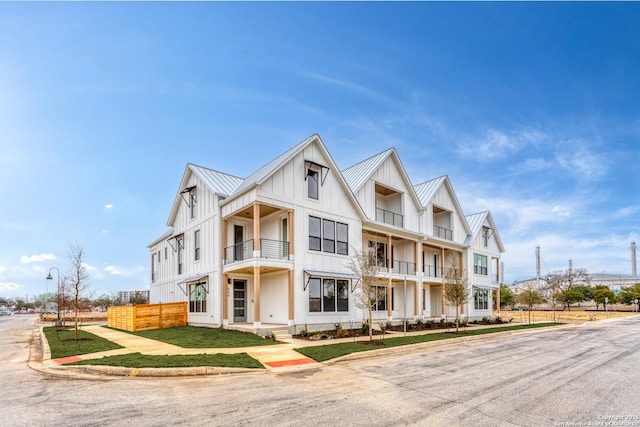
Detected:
left=20, top=253, right=56, bottom=264
left=554, top=141, right=608, bottom=179
left=101, top=229, right=109, bottom=235
left=0, top=266, right=5, bottom=273
left=551, top=205, right=571, bottom=217
left=81, top=262, right=97, bottom=271
left=458, top=128, right=545, bottom=160
left=0, top=281, right=23, bottom=291
left=104, top=265, right=145, bottom=277
left=105, top=204, right=114, bottom=209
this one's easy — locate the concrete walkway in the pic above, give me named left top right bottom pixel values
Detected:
left=37, top=320, right=579, bottom=377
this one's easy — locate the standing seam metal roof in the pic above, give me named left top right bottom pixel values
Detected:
left=341, top=149, right=395, bottom=193
left=413, top=176, right=447, bottom=206
left=189, top=164, right=243, bottom=197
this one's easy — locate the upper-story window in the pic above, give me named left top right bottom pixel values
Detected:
left=307, top=168, right=319, bottom=200
left=309, top=216, right=348, bottom=255
left=176, top=235, right=184, bottom=275
left=482, top=227, right=489, bottom=247
left=194, top=230, right=201, bottom=261
left=190, top=189, right=197, bottom=219
left=474, top=253, right=487, bottom=275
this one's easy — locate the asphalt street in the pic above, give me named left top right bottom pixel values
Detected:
left=2, top=315, right=639, bottom=427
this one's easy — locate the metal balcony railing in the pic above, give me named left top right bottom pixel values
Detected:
left=224, top=239, right=289, bottom=264
left=433, top=225, right=453, bottom=240
left=391, top=259, right=416, bottom=275
left=376, top=207, right=404, bottom=228
left=423, top=264, right=440, bottom=278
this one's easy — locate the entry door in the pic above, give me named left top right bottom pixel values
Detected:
left=234, top=225, right=244, bottom=261
left=233, top=280, right=247, bottom=322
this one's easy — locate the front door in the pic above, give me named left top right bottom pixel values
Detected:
left=233, top=280, right=247, bottom=322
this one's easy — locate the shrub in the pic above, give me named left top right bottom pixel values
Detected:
left=360, top=320, right=370, bottom=335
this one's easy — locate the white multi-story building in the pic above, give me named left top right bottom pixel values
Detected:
left=148, top=135, right=504, bottom=333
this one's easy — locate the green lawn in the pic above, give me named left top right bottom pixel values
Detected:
left=43, top=327, right=124, bottom=359
left=67, top=352, right=264, bottom=369
left=117, top=326, right=277, bottom=348
left=297, top=323, right=561, bottom=362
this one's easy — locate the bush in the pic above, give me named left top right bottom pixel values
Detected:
left=360, top=320, right=370, bottom=335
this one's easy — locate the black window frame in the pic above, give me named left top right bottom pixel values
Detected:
left=308, top=277, right=350, bottom=313
left=309, top=216, right=348, bottom=256
left=307, top=168, right=319, bottom=200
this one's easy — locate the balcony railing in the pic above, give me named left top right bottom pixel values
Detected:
left=224, top=239, right=289, bottom=264
left=376, top=207, right=404, bottom=228
left=433, top=225, right=453, bottom=240
left=391, top=259, right=416, bottom=275
left=423, top=264, right=440, bottom=278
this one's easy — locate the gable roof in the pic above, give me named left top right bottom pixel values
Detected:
left=167, top=164, right=243, bottom=226
left=413, top=175, right=472, bottom=236
left=464, top=210, right=505, bottom=252
left=341, top=148, right=424, bottom=216
left=226, top=134, right=318, bottom=200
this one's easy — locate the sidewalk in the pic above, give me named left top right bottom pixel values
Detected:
left=36, top=320, right=587, bottom=377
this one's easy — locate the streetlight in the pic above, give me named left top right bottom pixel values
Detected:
left=46, top=267, right=61, bottom=326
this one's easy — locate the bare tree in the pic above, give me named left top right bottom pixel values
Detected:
left=443, top=255, right=471, bottom=333
left=516, top=285, right=546, bottom=324
left=348, top=249, right=385, bottom=342
left=64, top=244, right=90, bottom=340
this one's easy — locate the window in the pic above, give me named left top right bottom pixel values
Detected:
left=336, top=222, right=348, bottom=255
left=370, top=285, right=387, bottom=311
left=307, top=168, right=319, bottom=200
left=474, top=289, right=488, bottom=310
left=309, top=216, right=348, bottom=255
left=164, top=247, right=167, bottom=260
left=474, top=254, right=487, bottom=275
left=194, top=230, right=201, bottom=261
left=482, top=227, right=489, bottom=247
left=368, top=241, right=390, bottom=268
left=309, top=216, right=321, bottom=251
left=309, top=278, right=349, bottom=312
left=189, top=281, right=207, bottom=313
left=151, top=252, right=157, bottom=283
left=190, top=189, right=197, bottom=219
left=322, top=219, right=335, bottom=253
left=177, top=235, right=184, bottom=275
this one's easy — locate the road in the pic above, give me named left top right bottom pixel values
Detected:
left=2, top=315, right=639, bottom=427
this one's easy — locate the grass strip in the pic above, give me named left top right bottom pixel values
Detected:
left=297, top=323, right=561, bottom=362
left=43, top=327, right=124, bottom=359
left=67, top=352, right=264, bottom=369
left=108, top=325, right=277, bottom=348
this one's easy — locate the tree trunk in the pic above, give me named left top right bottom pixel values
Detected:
left=368, top=306, right=373, bottom=342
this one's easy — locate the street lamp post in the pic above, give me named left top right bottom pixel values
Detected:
left=46, top=267, right=61, bottom=327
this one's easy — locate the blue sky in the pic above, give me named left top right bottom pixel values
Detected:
left=1, top=3, right=639, bottom=299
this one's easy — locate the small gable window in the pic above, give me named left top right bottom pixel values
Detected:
left=307, top=168, right=319, bottom=200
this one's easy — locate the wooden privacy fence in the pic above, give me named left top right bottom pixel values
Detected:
left=108, top=302, right=188, bottom=332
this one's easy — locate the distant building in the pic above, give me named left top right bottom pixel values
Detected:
left=118, top=290, right=150, bottom=304
left=511, top=273, right=640, bottom=296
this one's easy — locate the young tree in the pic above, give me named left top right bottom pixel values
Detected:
left=516, top=287, right=546, bottom=324
left=617, top=284, right=640, bottom=311
left=63, top=244, right=90, bottom=340
left=557, top=287, right=587, bottom=311
left=348, top=249, right=385, bottom=342
left=443, top=257, right=470, bottom=333
left=592, top=286, right=615, bottom=311
left=493, top=284, right=515, bottom=309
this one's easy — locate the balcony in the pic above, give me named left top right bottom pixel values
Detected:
left=224, top=238, right=289, bottom=264
left=376, top=207, right=404, bottom=228
left=433, top=225, right=452, bottom=241
left=376, top=259, right=416, bottom=276
left=423, top=264, right=440, bottom=278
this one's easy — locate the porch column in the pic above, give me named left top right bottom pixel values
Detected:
left=496, top=285, right=501, bottom=315
left=415, top=242, right=421, bottom=275
left=414, top=279, right=419, bottom=319
left=288, top=269, right=294, bottom=325
left=222, top=273, right=229, bottom=325
left=288, top=210, right=294, bottom=260
left=441, top=284, right=446, bottom=316
left=253, top=203, right=260, bottom=253
left=387, top=235, right=392, bottom=271
left=221, top=219, right=227, bottom=264
left=441, top=247, right=445, bottom=277
left=253, top=266, right=261, bottom=328
left=387, top=278, right=393, bottom=320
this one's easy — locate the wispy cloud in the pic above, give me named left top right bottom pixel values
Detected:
left=105, top=204, right=114, bottom=209
left=457, top=129, right=545, bottom=161
left=104, top=265, right=145, bottom=277
left=81, top=263, right=97, bottom=271
left=0, top=282, right=23, bottom=291
left=20, top=253, right=56, bottom=264
left=555, top=141, right=608, bottom=178
left=0, top=266, right=5, bottom=273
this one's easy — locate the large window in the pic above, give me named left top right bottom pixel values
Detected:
left=368, top=241, right=390, bottom=268
left=309, top=216, right=348, bottom=255
left=189, top=281, right=207, bottom=313
left=474, top=289, right=488, bottom=310
left=309, top=278, right=349, bottom=312
left=370, top=285, right=387, bottom=311
left=307, top=168, right=319, bottom=200
left=474, top=254, right=488, bottom=275
left=194, top=230, right=201, bottom=261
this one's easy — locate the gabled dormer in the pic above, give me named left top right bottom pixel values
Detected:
left=414, top=175, right=471, bottom=243
left=342, top=148, right=423, bottom=232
